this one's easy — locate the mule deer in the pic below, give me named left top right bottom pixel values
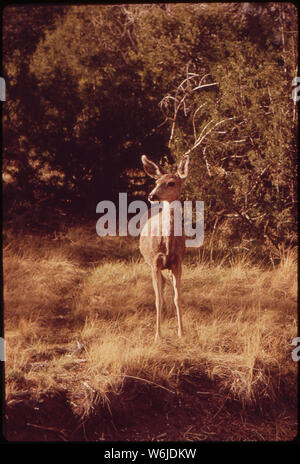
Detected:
left=139, top=155, right=189, bottom=341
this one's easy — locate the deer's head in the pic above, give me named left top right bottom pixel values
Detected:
left=141, top=155, right=189, bottom=203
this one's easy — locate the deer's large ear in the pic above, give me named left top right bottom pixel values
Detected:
left=177, top=155, right=190, bottom=179
left=141, top=155, right=164, bottom=179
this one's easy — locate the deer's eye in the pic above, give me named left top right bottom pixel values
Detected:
left=168, top=181, right=175, bottom=187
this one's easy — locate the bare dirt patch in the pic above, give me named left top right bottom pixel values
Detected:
left=4, top=372, right=297, bottom=442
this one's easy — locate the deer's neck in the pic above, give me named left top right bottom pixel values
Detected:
left=159, top=202, right=176, bottom=233
left=159, top=203, right=178, bottom=258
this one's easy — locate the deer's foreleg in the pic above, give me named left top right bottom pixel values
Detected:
left=152, top=266, right=163, bottom=342
left=170, top=264, right=183, bottom=338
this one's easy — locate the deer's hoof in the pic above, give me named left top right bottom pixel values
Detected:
left=154, top=333, right=161, bottom=343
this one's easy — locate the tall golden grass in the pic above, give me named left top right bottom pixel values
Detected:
left=3, top=225, right=297, bottom=416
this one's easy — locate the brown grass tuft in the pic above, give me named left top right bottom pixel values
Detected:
left=4, top=226, right=297, bottom=420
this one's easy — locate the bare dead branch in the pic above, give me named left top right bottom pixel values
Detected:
left=202, top=146, right=212, bottom=177
left=184, top=117, right=235, bottom=156
left=192, top=82, right=218, bottom=91
left=192, top=103, right=207, bottom=141
left=163, top=72, right=219, bottom=148
left=169, top=94, right=189, bottom=146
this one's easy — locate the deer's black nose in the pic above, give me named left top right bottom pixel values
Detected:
left=148, top=193, right=158, bottom=202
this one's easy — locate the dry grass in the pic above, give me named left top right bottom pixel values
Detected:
left=3, top=225, right=297, bottom=418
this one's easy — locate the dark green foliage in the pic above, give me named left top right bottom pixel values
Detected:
left=3, top=4, right=297, bottom=248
